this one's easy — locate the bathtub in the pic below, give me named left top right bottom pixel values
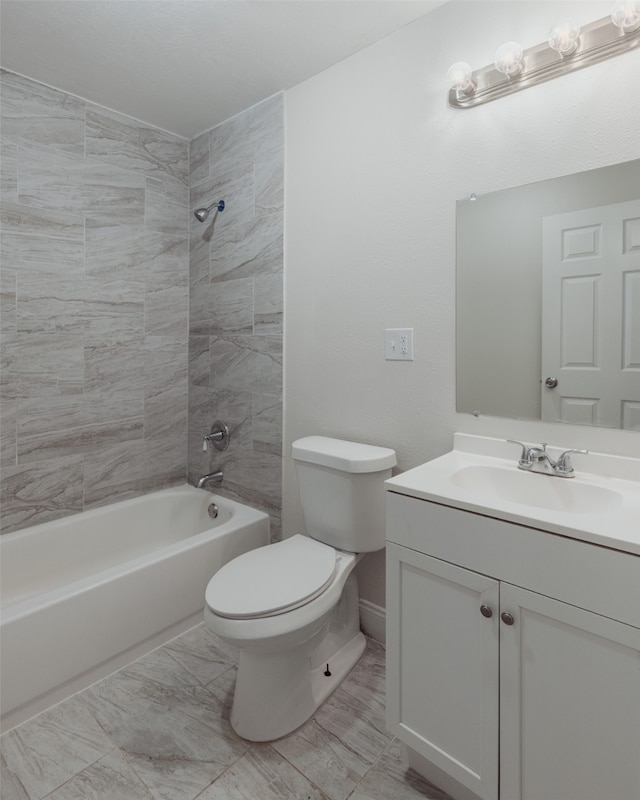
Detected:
left=0, top=485, right=269, bottom=731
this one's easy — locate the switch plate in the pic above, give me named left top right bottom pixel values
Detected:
left=385, top=328, right=414, bottom=360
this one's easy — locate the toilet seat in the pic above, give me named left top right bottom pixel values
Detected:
left=206, top=535, right=337, bottom=620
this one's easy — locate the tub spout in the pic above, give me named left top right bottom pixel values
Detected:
left=196, top=470, right=223, bottom=489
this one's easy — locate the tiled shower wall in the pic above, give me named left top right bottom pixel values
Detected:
left=187, top=95, right=284, bottom=537
left=0, top=70, right=190, bottom=533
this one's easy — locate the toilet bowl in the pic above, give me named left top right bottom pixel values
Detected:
left=203, top=435, right=396, bottom=742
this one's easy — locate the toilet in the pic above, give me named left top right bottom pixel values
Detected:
left=203, top=435, right=397, bottom=741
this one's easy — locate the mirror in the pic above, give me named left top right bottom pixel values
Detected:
left=456, top=159, right=640, bottom=431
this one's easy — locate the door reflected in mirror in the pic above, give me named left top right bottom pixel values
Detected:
left=456, top=159, right=640, bottom=431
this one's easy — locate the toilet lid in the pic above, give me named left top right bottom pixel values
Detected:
left=206, top=535, right=337, bottom=619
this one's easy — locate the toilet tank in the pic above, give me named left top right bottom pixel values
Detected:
left=292, top=436, right=397, bottom=553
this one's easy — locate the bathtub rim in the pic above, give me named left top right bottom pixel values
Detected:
left=0, top=485, right=269, bottom=617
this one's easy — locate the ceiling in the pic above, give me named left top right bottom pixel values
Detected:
left=0, top=0, right=446, bottom=139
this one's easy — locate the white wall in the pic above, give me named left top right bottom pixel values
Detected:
left=283, top=1, right=640, bottom=610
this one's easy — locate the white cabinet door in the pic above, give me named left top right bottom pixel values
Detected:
left=386, top=543, right=500, bottom=800
left=499, top=583, right=640, bottom=800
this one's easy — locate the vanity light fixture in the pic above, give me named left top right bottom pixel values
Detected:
left=448, top=2, right=640, bottom=108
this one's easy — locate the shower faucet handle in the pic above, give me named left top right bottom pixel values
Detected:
left=203, top=420, right=230, bottom=452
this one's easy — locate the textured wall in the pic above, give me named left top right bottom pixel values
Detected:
left=187, top=95, right=284, bottom=537
left=0, top=70, right=189, bottom=533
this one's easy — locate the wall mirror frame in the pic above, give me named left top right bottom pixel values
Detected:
left=456, top=158, right=640, bottom=432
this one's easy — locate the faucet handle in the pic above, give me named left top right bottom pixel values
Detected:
left=555, top=448, right=589, bottom=475
left=507, top=438, right=534, bottom=465
left=202, top=421, right=230, bottom=453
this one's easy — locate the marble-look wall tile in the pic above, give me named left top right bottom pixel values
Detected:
left=145, top=185, right=188, bottom=237
left=1, top=200, right=84, bottom=240
left=17, top=141, right=146, bottom=221
left=190, top=278, right=254, bottom=336
left=1, top=141, right=18, bottom=203
left=0, top=397, right=17, bottom=467
left=17, top=397, right=144, bottom=465
left=255, top=144, right=284, bottom=218
left=1, top=231, right=85, bottom=276
left=0, top=71, right=188, bottom=534
left=86, top=105, right=188, bottom=185
left=189, top=131, right=210, bottom=188
left=0, top=269, right=17, bottom=334
left=210, top=94, right=283, bottom=178
left=144, top=282, right=188, bottom=337
left=210, top=211, right=283, bottom=282
left=188, top=335, right=210, bottom=387
left=210, top=335, right=282, bottom=395
left=145, top=384, right=188, bottom=441
left=189, top=231, right=212, bottom=289
left=187, top=94, right=283, bottom=535
left=1, top=334, right=84, bottom=398
left=84, top=342, right=146, bottom=398
left=0, top=69, right=86, bottom=156
left=254, top=273, right=283, bottom=334
left=0, top=455, right=84, bottom=533
left=83, top=438, right=184, bottom=510
left=253, top=393, right=282, bottom=456
left=16, top=275, right=145, bottom=342
left=84, top=220, right=149, bottom=283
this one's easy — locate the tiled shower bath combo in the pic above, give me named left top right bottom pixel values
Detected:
left=0, top=68, right=284, bottom=537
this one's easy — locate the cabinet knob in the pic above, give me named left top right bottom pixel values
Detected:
left=480, top=604, right=493, bottom=618
left=501, top=611, right=515, bottom=626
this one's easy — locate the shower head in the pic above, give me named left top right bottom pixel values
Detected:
left=194, top=199, right=225, bottom=222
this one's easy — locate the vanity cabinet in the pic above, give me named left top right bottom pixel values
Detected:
left=386, top=491, right=640, bottom=800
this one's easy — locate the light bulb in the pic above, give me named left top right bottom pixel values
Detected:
left=494, top=41, right=524, bottom=78
left=447, top=61, right=475, bottom=95
left=548, top=21, right=581, bottom=56
left=612, top=1, right=640, bottom=32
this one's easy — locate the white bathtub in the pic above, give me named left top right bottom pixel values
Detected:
left=0, top=485, right=269, bottom=731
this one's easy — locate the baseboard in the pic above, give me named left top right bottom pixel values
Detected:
left=359, top=599, right=386, bottom=645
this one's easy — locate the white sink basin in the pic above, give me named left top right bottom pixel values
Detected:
left=450, top=464, right=623, bottom=515
left=385, top=434, right=640, bottom=555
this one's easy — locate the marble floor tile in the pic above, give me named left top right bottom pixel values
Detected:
left=273, top=713, right=372, bottom=800
left=196, top=744, right=330, bottom=800
left=83, top=646, right=248, bottom=800
left=349, top=739, right=453, bottom=800
left=0, top=751, right=30, bottom=800
left=0, top=695, right=114, bottom=800
left=161, top=624, right=238, bottom=688
left=0, top=625, right=454, bottom=800
left=42, top=749, right=154, bottom=800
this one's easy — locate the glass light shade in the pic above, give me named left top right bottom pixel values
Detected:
left=494, top=41, right=524, bottom=77
left=447, top=61, right=475, bottom=94
left=611, top=1, right=640, bottom=32
left=548, top=21, right=581, bottom=55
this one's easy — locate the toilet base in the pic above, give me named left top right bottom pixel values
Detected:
left=230, top=629, right=366, bottom=742
left=228, top=571, right=366, bottom=742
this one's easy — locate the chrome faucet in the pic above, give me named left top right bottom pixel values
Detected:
left=506, top=439, right=588, bottom=478
left=196, top=470, right=224, bottom=489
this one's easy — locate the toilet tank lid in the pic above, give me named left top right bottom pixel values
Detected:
left=292, top=436, right=397, bottom=473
